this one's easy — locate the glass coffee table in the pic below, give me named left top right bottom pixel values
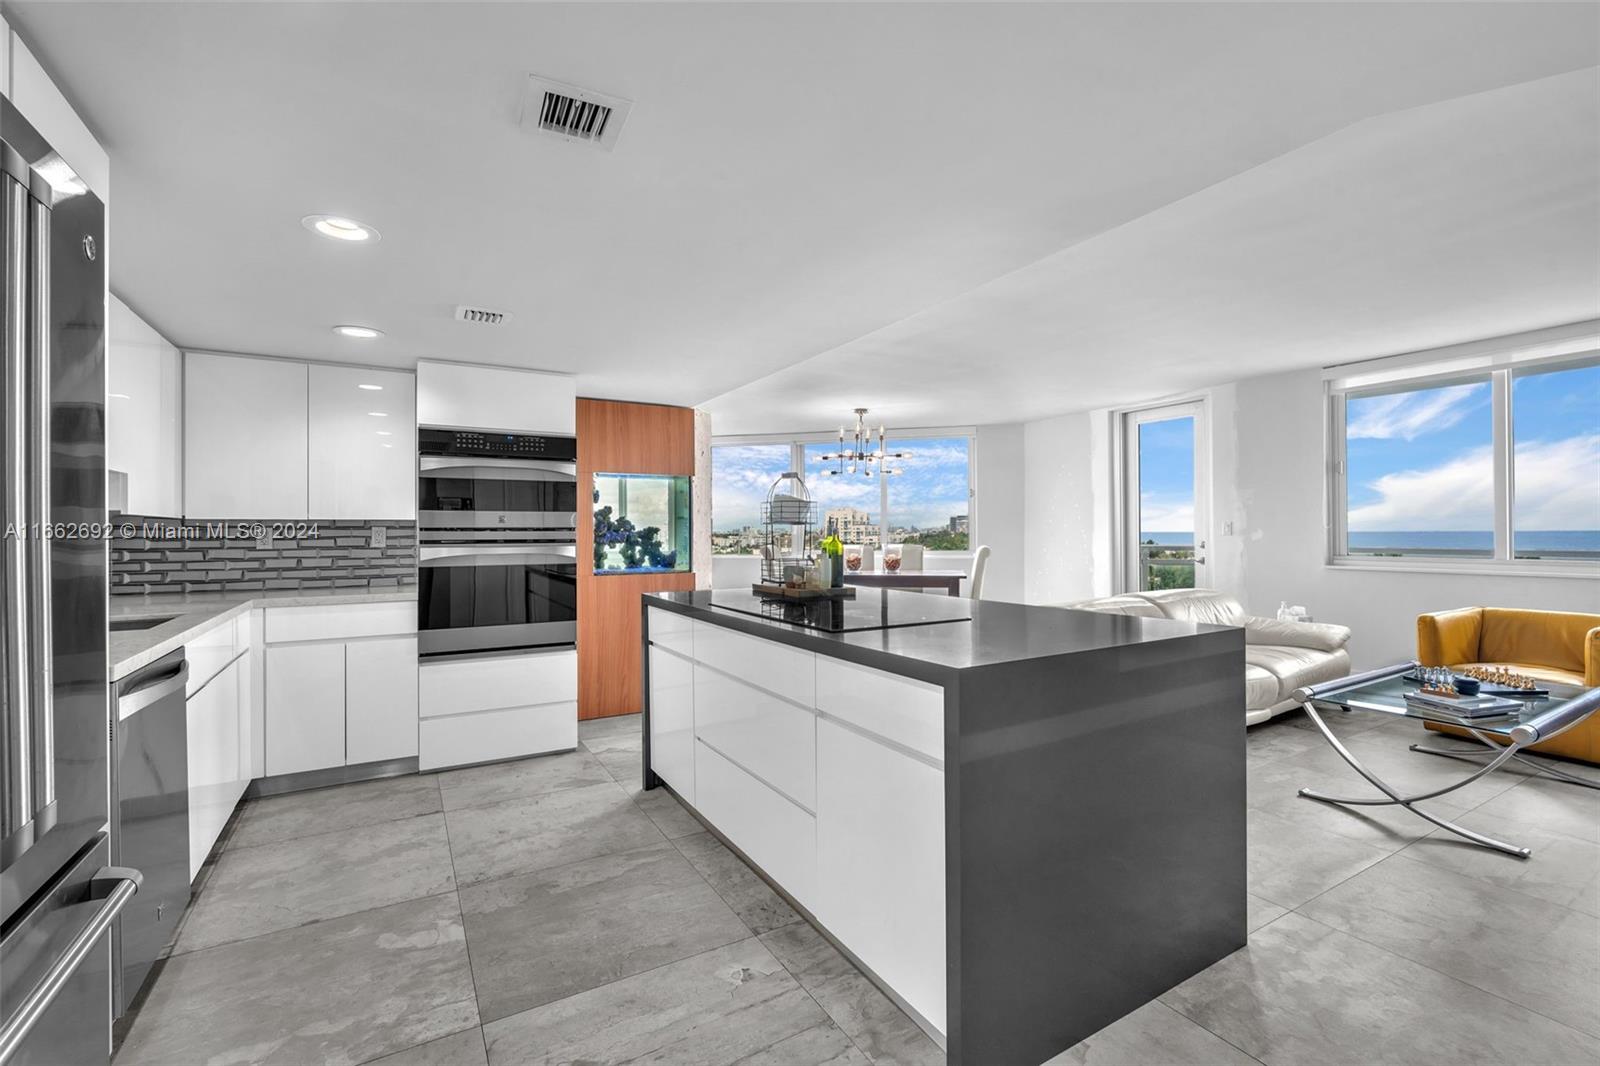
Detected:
left=1295, top=662, right=1600, bottom=858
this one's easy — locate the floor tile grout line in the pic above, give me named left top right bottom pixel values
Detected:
left=353, top=1022, right=482, bottom=1066
left=1287, top=895, right=1600, bottom=1044
left=221, top=805, right=447, bottom=854
left=1146, top=999, right=1268, bottom=1066
left=165, top=887, right=463, bottom=961
left=474, top=931, right=765, bottom=1033
left=437, top=792, right=490, bottom=1036
left=1383, top=834, right=1600, bottom=918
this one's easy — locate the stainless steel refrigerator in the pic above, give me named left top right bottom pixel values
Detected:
left=1, top=94, right=140, bottom=1065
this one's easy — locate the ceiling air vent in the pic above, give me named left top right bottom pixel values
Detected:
left=519, top=75, right=632, bottom=152
left=454, top=305, right=510, bottom=326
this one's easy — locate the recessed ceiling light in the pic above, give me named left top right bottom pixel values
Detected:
left=302, top=215, right=380, bottom=242
left=368, top=411, right=388, bottom=417
left=108, top=393, right=130, bottom=400
left=333, top=325, right=383, bottom=339
left=357, top=382, right=384, bottom=390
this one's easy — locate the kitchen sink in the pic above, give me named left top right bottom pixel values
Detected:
left=109, top=615, right=179, bottom=632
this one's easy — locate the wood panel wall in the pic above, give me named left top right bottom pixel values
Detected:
left=577, top=398, right=697, bottom=719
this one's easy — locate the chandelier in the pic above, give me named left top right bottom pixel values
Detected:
left=819, top=408, right=909, bottom=477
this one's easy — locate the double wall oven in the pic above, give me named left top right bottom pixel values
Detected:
left=417, top=428, right=578, bottom=657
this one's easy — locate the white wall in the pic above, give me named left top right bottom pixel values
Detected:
left=1213, top=366, right=1598, bottom=669
left=972, top=422, right=1024, bottom=601
left=1022, top=409, right=1114, bottom=604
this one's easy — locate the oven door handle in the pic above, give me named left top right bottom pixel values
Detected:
left=420, top=545, right=578, bottom=567
left=418, top=457, right=576, bottom=480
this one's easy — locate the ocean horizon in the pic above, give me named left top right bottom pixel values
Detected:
left=1140, top=530, right=1600, bottom=552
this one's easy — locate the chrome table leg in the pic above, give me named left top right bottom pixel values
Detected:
left=1409, top=730, right=1600, bottom=791
left=1297, top=702, right=1531, bottom=858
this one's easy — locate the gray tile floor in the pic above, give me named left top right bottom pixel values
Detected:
left=114, top=711, right=1600, bottom=1066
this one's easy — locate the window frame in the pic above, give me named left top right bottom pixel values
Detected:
left=711, top=427, right=977, bottom=552
left=1326, top=339, right=1600, bottom=578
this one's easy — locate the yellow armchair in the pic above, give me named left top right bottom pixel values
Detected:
left=1417, top=607, right=1600, bottom=764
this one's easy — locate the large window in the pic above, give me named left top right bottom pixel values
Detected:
left=1330, top=352, right=1598, bottom=566
left=1120, top=401, right=1207, bottom=591
left=712, top=434, right=973, bottom=553
left=1512, top=362, right=1600, bottom=560
left=1343, top=378, right=1494, bottom=557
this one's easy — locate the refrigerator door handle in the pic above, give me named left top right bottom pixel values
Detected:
left=0, top=170, right=30, bottom=839
left=0, top=867, right=143, bottom=1066
left=25, top=191, right=52, bottom=813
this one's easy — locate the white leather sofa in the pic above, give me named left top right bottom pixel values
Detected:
left=1061, top=589, right=1352, bottom=725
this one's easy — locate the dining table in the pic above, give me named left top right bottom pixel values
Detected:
left=841, top=568, right=968, bottom=597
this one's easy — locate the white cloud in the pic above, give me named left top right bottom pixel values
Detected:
left=1512, top=434, right=1600, bottom=530
left=1348, top=445, right=1493, bottom=531
left=1348, top=433, right=1600, bottom=532
left=1347, top=382, right=1488, bottom=441
left=1140, top=493, right=1194, bottom=532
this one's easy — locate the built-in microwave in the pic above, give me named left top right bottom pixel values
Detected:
left=416, top=429, right=579, bottom=657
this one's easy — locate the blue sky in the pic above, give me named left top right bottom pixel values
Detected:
left=1138, top=416, right=1195, bottom=534
left=713, top=438, right=970, bottom=531
left=1347, top=363, right=1599, bottom=531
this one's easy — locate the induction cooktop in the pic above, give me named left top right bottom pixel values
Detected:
left=706, top=588, right=973, bottom=633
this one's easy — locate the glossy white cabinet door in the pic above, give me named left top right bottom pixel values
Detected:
left=107, top=295, right=182, bottom=516
left=694, top=739, right=816, bottom=909
left=264, top=643, right=345, bottom=775
left=693, top=663, right=816, bottom=811
left=416, top=361, right=574, bottom=435
left=185, top=353, right=308, bottom=518
left=187, top=660, right=243, bottom=882
left=346, top=637, right=419, bottom=764
left=308, top=364, right=416, bottom=520
left=815, top=719, right=946, bottom=1034
left=648, top=646, right=694, bottom=802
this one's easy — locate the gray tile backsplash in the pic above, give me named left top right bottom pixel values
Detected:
left=111, top=516, right=416, bottom=595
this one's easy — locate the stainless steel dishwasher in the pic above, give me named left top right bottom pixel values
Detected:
left=110, top=649, right=191, bottom=1018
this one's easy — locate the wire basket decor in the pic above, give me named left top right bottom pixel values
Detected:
left=759, top=471, right=816, bottom=585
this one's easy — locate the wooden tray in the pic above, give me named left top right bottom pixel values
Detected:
left=751, top=582, right=857, bottom=601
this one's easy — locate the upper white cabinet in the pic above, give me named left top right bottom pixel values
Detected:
left=416, top=361, right=574, bottom=435
left=185, top=354, right=309, bottom=519
left=107, top=296, right=182, bottom=516
left=308, top=364, right=416, bottom=520
left=6, top=30, right=111, bottom=202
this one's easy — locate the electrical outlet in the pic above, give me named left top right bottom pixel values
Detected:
left=1222, top=521, right=1235, bottom=536
left=370, top=526, right=387, bottom=549
left=255, top=532, right=272, bottom=550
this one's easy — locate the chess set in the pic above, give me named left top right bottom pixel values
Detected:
left=1458, top=665, right=1543, bottom=692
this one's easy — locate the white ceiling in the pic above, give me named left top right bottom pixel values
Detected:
left=8, top=2, right=1599, bottom=425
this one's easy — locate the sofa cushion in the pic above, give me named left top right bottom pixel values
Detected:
left=1246, top=645, right=1351, bottom=702
left=1244, top=665, right=1281, bottom=711
left=1244, top=616, right=1351, bottom=653
left=1063, top=595, right=1166, bottom=618
left=1141, top=588, right=1246, bottom=626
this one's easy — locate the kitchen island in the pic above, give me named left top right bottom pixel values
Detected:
left=642, top=588, right=1245, bottom=1066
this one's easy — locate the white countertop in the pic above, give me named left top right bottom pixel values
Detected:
left=109, top=588, right=417, bottom=681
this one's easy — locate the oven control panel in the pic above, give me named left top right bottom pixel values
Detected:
left=419, top=428, right=577, bottom=461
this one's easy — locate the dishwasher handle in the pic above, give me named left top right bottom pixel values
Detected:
left=118, top=661, right=189, bottom=720
left=0, top=867, right=143, bottom=1065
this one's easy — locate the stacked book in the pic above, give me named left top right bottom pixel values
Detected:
left=1404, top=690, right=1524, bottom=719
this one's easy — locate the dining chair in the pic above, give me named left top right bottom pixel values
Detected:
left=886, top=543, right=925, bottom=571
left=968, top=544, right=991, bottom=600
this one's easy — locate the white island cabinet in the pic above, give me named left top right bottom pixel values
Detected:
left=643, top=606, right=946, bottom=1033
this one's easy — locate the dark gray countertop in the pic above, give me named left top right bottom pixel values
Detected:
left=645, top=588, right=1236, bottom=683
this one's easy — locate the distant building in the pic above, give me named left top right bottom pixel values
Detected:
left=949, top=514, right=969, bottom=534
left=824, top=507, right=878, bottom=546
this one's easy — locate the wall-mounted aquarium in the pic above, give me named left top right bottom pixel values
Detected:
left=593, top=473, right=692, bottom=574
